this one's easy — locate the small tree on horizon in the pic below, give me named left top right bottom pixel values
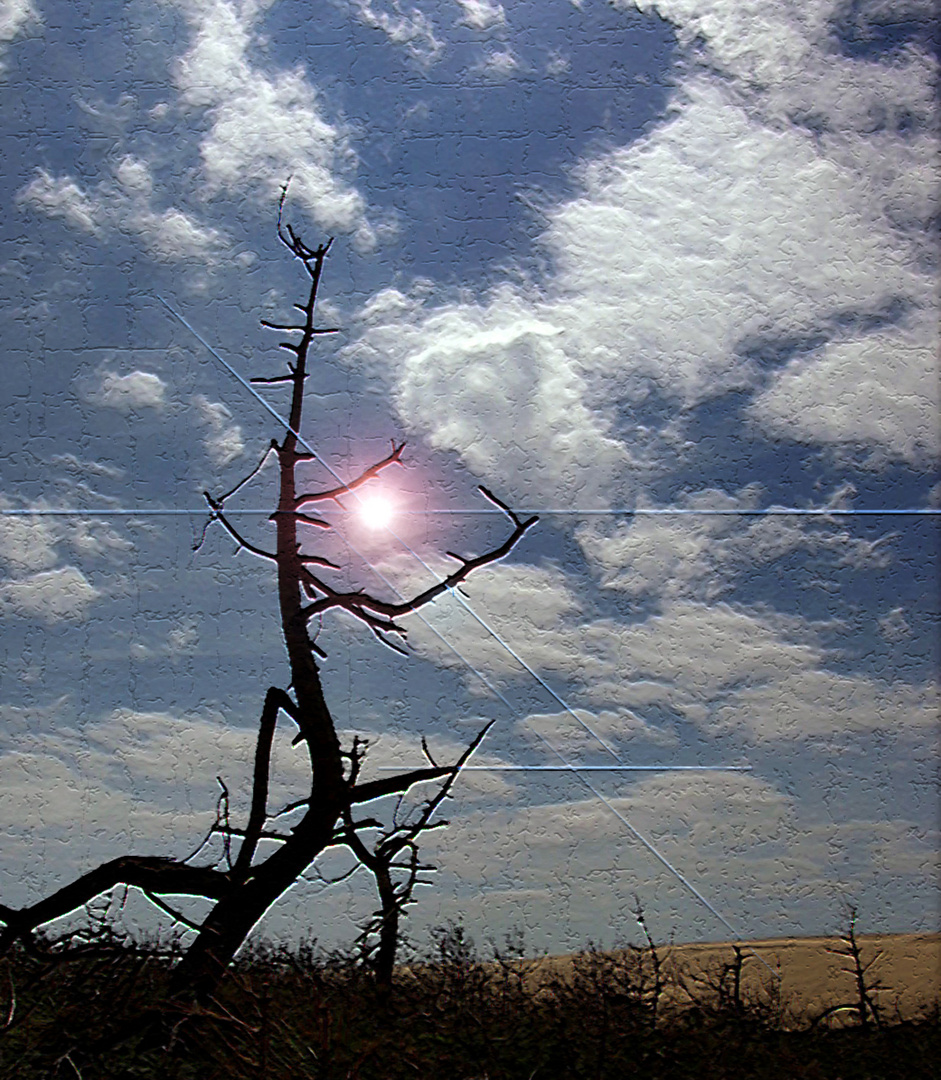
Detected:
left=0, top=193, right=538, bottom=1016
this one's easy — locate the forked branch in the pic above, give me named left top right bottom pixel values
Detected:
left=300, top=486, right=538, bottom=627
left=0, top=859, right=230, bottom=957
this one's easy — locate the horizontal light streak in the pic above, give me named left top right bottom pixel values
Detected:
left=1, top=508, right=935, bottom=517
left=377, top=764, right=752, bottom=772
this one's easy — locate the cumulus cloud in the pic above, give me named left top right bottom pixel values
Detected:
left=17, top=170, right=103, bottom=235
left=713, top=669, right=939, bottom=742
left=395, top=558, right=588, bottom=682
left=0, top=566, right=99, bottom=621
left=194, top=394, right=245, bottom=466
left=92, top=368, right=167, bottom=411
left=0, top=495, right=127, bottom=623
left=877, top=607, right=911, bottom=643
left=414, top=770, right=937, bottom=942
left=345, top=286, right=630, bottom=507
left=170, top=0, right=371, bottom=243
left=581, top=601, right=825, bottom=709
left=17, top=158, right=226, bottom=260
left=576, top=599, right=938, bottom=742
left=748, top=309, right=939, bottom=465
left=344, top=0, right=938, bottom=498
left=393, top=555, right=935, bottom=744
left=0, top=704, right=289, bottom=900
left=0, top=499, right=59, bottom=573
left=473, top=47, right=520, bottom=78
left=0, top=0, right=38, bottom=71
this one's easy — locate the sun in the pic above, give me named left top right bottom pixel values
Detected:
left=358, top=494, right=394, bottom=530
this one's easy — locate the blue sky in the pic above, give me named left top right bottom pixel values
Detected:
left=0, top=0, right=937, bottom=956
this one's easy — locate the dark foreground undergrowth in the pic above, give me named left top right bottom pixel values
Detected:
left=1, top=925, right=937, bottom=1079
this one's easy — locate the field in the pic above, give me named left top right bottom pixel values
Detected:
left=513, top=932, right=941, bottom=1025
left=1, top=927, right=937, bottom=1078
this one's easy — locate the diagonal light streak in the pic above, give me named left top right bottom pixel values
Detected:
left=154, top=292, right=774, bottom=964
left=369, top=592, right=778, bottom=977
left=156, top=292, right=625, bottom=760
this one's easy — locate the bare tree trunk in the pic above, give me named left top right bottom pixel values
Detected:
left=0, top=193, right=538, bottom=1031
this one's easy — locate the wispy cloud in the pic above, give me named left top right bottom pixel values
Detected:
left=350, top=0, right=445, bottom=64
left=170, top=0, right=372, bottom=244
left=194, top=394, right=245, bottom=467
left=17, top=158, right=227, bottom=261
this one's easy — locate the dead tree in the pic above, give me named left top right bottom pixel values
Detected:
left=342, top=729, right=491, bottom=991
left=0, top=193, right=538, bottom=1011
left=814, top=905, right=888, bottom=1029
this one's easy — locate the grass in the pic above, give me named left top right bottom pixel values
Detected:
left=0, top=924, right=937, bottom=1079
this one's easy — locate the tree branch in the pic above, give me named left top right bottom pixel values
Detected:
left=349, top=766, right=456, bottom=806
left=231, top=687, right=298, bottom=880
left=202, top=494, right=278, bottom=562
left=295, top=441, right=406, bottom=507
left=301, top=489, right=538, bottom=624
left=348, top=722, right=493, bottom=807
left=210, top=442, right=278, bottom=506
left=0, top=859, right=230, bottom=956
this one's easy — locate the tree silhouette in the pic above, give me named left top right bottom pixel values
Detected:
left=0, top=192, right=538, bottom=1014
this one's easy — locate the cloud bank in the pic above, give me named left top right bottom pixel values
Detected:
left=343, top=0, right=938, bottom=498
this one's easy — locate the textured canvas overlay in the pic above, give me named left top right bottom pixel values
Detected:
left=0, top=0, right=937, bottom=978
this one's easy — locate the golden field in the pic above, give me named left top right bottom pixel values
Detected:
left=497, top=932, right=941, bottom=1025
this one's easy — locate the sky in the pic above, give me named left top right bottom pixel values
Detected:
left=0, top=0, right=938, bottom=959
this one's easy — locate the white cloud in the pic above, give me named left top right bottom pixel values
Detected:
left=194, top=394, right=245, bottom=466
left=455, top=0, right=505, bottom=31
left=390, top=548, right=933, bottom=745
left=345, top=286, right=630, bottom=507
left=748, top=309, right=939, bottom=465
left=0, top=497, right=59, bottom=573
left=17, top=170, right=104, bottom=235
left=0, top=566, right=99, bottom=621
left=17, top=158, right=226, bottom=260
left=67, top=519, right=134, bottom=561
left=575, top=600, right=937, bottom=743
left=167, top=614, right=200, bottom=655
left=0, top=0, right=37, bottom=38
left=714, top=670, right=939, bottom=742
left=545, top=50, right=571, bottom=77
left=413, top=770, right=938, bottom=942
left=93, top=369, right=167, bottom=411
left=0, top=495, right=129, bottom=623
left=547, top=76, right=934, bottom=407
left=351, top=0, right=444, bottom=63
left=519, top=706, right=676, bottom=760
left=576, top=484, right=895, bottom=600
left=170, top=0, right=371, bottom=242
left=344, top=0, right=938, bottom=493
left=0, top=704, right=280, bottom=901
left=581, top=601, right=825, bottom=709
left=395, top=558, right=588, bottom=682
left=473, top=47, right=520, bottom=78
left=878, top=607, right=911, bottom=643
left=0, top=0, right=38, bottom=71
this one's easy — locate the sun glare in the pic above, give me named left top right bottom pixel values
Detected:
left=358, top=494, right=394, bottom=530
